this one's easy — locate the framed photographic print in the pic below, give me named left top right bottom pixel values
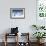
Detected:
left=10, top=8, right=25, bottom=19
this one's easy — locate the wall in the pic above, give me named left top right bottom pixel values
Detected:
left=0, top=0, right=36, bottom=42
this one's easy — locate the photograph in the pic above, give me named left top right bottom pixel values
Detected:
left=10, top=8, right=25, bottom=19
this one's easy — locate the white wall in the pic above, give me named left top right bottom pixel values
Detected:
left=0, top=0, right=36, bottom=42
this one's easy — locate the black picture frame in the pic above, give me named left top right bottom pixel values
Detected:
left=10, top=8, right=25, bottom=19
